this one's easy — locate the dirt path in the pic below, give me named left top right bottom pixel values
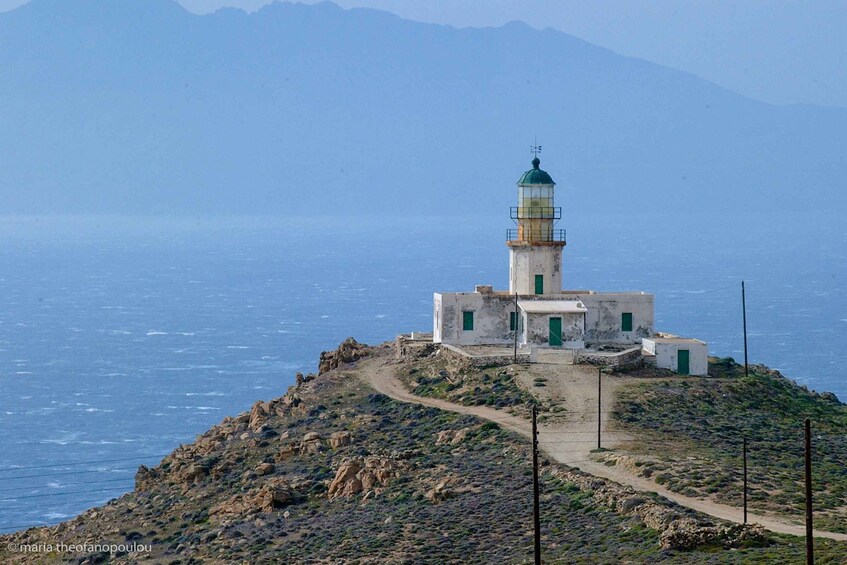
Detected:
left=355, top=354, right=847, bottom=541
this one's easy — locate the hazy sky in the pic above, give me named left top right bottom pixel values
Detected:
left=2, top=0, right=845, bottom=108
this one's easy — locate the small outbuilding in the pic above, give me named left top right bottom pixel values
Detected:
left=642, top=334, right=708, bottom=376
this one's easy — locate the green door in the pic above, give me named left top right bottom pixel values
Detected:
left=535, top=274, right=544, bottom=294
left=678, top=349, right=690, bottom=375
left=549, top=317, right=562, bottom=347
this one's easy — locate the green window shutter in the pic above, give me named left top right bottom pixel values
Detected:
left=534, top=274, right=544, bottom=294
left=510, top=311, right=516, bottom=331
left=621, top=312, right=633, bottom=332
left=463, top=311, right=474, bottom=331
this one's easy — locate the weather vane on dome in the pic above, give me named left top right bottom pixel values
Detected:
left=530, top=141, right=542, bottom=158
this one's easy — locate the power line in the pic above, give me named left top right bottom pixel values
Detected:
left=0, top=493, right=127, bottom=513
left=0, top=485, right=132, bottom=503
left=0, top=454, right=168, bottom=474
left=0, top=467, right=138, bottom=481
left=0, top=476, right=134, bottom=494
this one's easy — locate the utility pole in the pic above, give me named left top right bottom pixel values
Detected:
left=597, top=368, right=602, bottom=450
left=805, top=418, right=814, bottom=565
left=532, top=404, right=541, bottom=565
left=742, top=281, right=749, bottom=378
left=743, top=437, right=748, bottom=525
left=514, top=293, right=519, bottom=365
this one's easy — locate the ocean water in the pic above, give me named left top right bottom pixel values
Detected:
left=0, top=212, right=844, bottom=532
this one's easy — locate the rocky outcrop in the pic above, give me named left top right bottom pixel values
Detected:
left=134, top=465, right=158, bottom=491
left=327, top=456, right=411, bottom=499
left=425, top=477, right=454, bottom=504
left=435, top=427, right=470, bottom=446
left=178, top=463, right=209, bottom=486
left=327, top=459, right=363, bottom=498
left=318, top=337, right=369, bottom=375
left=249, top=400, right=272, bottom=431
left=210, top=478, right=299, bottom=517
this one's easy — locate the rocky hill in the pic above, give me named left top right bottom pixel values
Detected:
left=1, top=339, right=846, bottom=563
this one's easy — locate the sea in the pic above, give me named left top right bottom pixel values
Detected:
left=0, top=211, right=844, bottom=532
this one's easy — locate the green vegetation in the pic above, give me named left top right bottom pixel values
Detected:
left=612, top=358, right=847, bottom=533
left=399, top=354, right=538, bottom=413
left=3, top=349, right=846, bottom=562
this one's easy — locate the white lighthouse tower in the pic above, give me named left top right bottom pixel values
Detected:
left=508, top=155, right=566, bottom=295
left=433, top=150, right=682, bottom=364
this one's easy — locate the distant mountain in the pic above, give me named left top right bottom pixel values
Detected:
left=1, top=0, right=845, bottom=216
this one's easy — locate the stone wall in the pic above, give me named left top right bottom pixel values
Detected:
left=441, top=343, right=529, bottom=367
left=574, top=346, right=643, bottom=370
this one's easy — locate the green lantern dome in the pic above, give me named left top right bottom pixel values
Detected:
left=517, top=157, right=555, bottom=185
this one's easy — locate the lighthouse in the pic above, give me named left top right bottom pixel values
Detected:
left=508, top=156, right=566, bottom=295
left=432, top=150, right=664, bottom=357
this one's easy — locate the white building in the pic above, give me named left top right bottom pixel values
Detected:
left=642, top=334, right=709, bottom=376
left=432, top=155, right=707, bottom=375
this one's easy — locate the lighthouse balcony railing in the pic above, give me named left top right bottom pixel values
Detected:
left=510, top=206, right=561, bottom=220
left=506, top=229, right=566, bottom=243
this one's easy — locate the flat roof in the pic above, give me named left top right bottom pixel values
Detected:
left=518, top=300, right=587, bottom=314
left=644, top=337, right=706, bottom=345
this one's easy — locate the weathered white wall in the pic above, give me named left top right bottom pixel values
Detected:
left=433, top=294, right=443, bottom=342
left=524, top=311, right=584, bottom=348
left=576, top=292, right=654, bottom=345
left=508, top=245, right=563, bottom=295
left=435, top=290, right=656, bottom=348
left=642, top=338, right=708, bottom=376
left=433, top=292, right=519, bottom=346
left=642, top=338, right=656, bottom=355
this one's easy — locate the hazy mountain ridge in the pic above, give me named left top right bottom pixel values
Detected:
left=1, top=0, right=844, bottom=216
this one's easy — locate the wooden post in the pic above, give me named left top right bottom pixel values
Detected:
left=532, top=404, right=542, bottom=565
left=743, top=437, right=748, bottom=525
left=805, top=418, right=814, bottom=565
left=514, top=293, right=519, bottom=364
left=597, top=368, right=602, bottom=450
left=742, top=281, right=749, bottom=379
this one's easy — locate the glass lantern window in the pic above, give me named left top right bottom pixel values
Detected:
left=518, top=186, right=554, bottom=210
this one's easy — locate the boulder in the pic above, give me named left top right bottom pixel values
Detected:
left=134, top=465, right=158, bottom=492
left=210, top=494, right=251, bottom=517
left=255, top=462, right=274, bottom=476
left=300, top=432, right=322, bottom=454
left=318, top=337, right=369, bottom=375
left=178, top=463, right=208, bottom=486
left=248, top=401, right=272, bottom=431
left=255, top=479, right=294, bottom=511
left=276, top=444, right=297, bottom=461
left=425, top=478, right=454, bottom=504
left=435, top=428, right=470, bottom=446
left=210, top=479, right=295, bottom=517
left=329, top=431, right=353, bottom=448
left=327, top=459, right=363, bottom=498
